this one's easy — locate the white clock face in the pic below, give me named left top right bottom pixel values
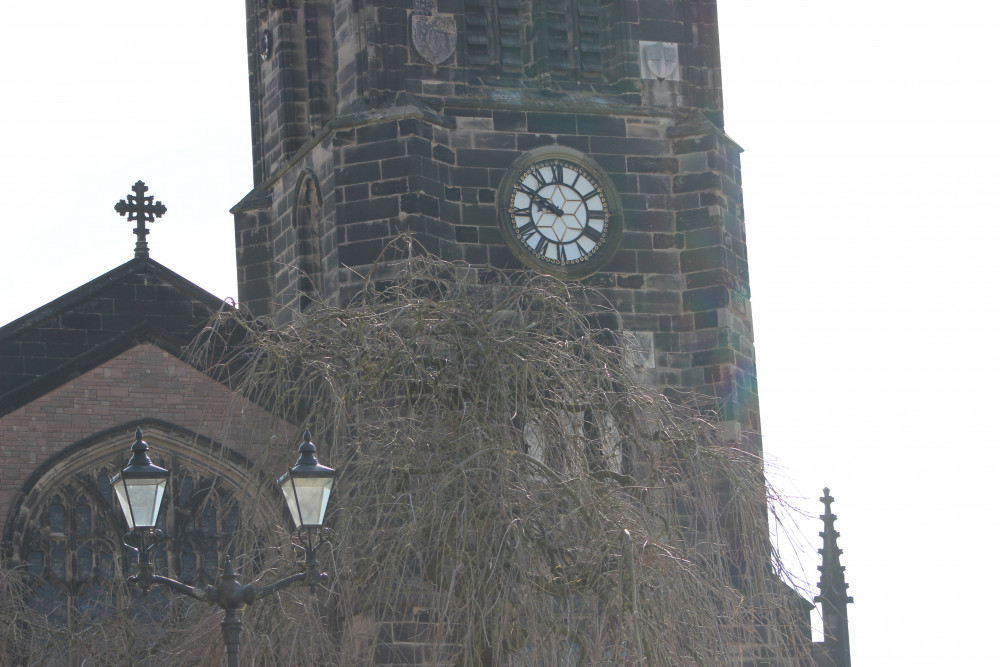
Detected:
left=505, top=158, right=611, bottom=268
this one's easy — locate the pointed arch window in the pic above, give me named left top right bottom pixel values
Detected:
left=294, top=173, right=323, bottom=311
left=7, top=425, right=257, bottom=635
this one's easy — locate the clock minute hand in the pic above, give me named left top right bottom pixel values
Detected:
left=527, top=191, right=564, bottom=216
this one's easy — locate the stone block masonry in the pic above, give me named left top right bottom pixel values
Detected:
left=232, top=0, right=758, bottom=442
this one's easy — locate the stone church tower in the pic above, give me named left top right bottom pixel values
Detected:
left=0, top=4, right=856, bottom=664
left=232, top=0, right=757, bottom=441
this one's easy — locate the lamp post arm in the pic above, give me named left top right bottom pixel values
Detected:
left=150, top=574, right=216, bottom=603
left=250, top=568, right=330, bottom=603
left=244, top=571, right=307, bottom=604
left=126, top=567, right=215, bottom=603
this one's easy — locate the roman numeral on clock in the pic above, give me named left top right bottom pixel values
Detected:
left=534, top=236, right=549, bottom=256
left=582, top=225, right=603, bottom=243
left=517, top=218, right=537, bottom=237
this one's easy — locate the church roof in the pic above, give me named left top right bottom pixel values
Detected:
left=0, top=256, right=225, bottom=416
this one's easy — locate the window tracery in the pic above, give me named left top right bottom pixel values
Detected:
left=10, top=427, right=255, bottom=630
left=522, top=408, right=625, bottom=475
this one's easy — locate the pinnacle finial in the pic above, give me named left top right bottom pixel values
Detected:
left=815, top=487, right=853, bottom=667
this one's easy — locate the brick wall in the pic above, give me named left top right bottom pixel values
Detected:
left=0, top=343, right=286, bottom=540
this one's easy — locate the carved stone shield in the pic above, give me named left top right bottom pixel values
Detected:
left=412, top=14, right=457, bottom=65
left=640, top=41, right=679, bottom=81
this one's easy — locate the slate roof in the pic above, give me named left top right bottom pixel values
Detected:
left=0, top=257, right=225, bottom=416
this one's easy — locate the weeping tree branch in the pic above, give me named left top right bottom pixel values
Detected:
left=2, top=251, right=816, bottom=666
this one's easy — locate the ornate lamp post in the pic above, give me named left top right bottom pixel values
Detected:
left=111, top=428, right=336, bottom=667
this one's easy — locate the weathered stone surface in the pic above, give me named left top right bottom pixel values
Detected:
left=233, top=0, right=758, bottom=439
left=411, top=13, right=457, bottom=66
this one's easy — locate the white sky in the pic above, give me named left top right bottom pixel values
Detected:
left=2, top=2, right=998, bottom=664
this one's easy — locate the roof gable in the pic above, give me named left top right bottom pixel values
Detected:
left=0, top=257, right=226, bottom=415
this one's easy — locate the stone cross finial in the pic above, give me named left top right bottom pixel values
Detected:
left=114, top=180, right=167, bottom=258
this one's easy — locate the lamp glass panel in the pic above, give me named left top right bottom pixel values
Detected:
left=112, top=477, right=132, bottom=529
left=115, top=478, right=167, bottom=529
left=280, top=476, right=333, bottom=528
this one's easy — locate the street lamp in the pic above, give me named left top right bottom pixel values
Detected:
left=111, top=428, right=169, bottom=531
left=112, top=427, right=336, bottom=667
left=277, top=430, right=336, bottom=581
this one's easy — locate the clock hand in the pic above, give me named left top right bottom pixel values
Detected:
left=528, top=192, right=564, bottom=217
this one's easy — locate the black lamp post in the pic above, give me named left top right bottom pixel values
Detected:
left=112, top=427, right=336, bottom=667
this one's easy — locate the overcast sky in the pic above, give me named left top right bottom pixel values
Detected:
left=2, top=2, right=997, bottom=664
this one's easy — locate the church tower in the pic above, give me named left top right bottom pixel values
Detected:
left=232, top=0, right=756, bottom=440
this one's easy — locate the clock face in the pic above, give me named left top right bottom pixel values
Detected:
left=501, top=155, right=617, bottom=274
